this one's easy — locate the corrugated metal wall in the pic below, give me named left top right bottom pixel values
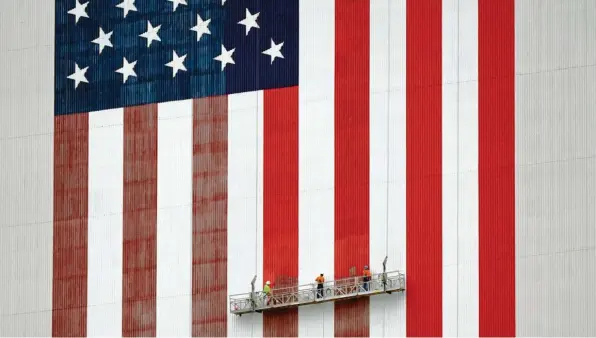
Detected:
left=0, top=0, right=55, bottom=336
left=2, top=0, right=596, bottom=337
left=515, top=1, right=596, bottom=335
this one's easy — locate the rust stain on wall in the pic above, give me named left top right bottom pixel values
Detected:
left=192, top=96, right=228, bottom=337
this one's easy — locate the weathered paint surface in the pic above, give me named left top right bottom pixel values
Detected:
left=52, top=114, right=89, bottom=337
left=122, top=105, right=158, bottom=337
left=192, top=96, right=229, bottom=337
left=406, top=0, right=443, bottom=336
left=4, top=1, right=596, bottom=337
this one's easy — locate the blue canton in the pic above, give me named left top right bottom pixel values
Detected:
left=55, top=0, right=299, bottom=115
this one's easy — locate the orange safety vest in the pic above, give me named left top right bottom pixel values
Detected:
left=315, top=276, right=325, bottom=284
left=363, top=269, right=372, bottom=278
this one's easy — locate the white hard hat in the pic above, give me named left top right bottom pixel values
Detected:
left=266, top=281, right=270, bottom=285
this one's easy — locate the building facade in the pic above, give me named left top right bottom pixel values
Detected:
left=1, top=0, right=595, bottom=336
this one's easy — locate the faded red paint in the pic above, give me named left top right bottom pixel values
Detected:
left=192, top=97, right=228, bottom=337
left=406, top=0, right=443, bottom=336
left=52, top=114, right=89, bottom=337
left=122, top=105, right=158, bottom=337
left=263, top=87, right=299, bottom=337
left=478, top=0, right=516, bottom=335
left=334, top=0, right=370, bottom=336
left=263, top=308, right=298, bottom=337
left=335, top=298, right=370, bottom=337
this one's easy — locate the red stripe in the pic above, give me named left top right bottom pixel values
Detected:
left=334, top=0, right=370, bottom=336
left=262, top=87, right=299, bottom=337
left=192, top=96, right=228, bottom=337
left=52, top=114, right=89, bottom=337
left=478, top=1, right=516, bottom=335
left=122, top=105, right=158, bottom=337
left=405, top=0, right=443, bottom=335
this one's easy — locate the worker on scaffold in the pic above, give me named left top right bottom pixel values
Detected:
left=263, top=281, right=271, bottom=305
left=315, top=273, right=325, bottom=299
left=363, top=265, right=372, bottom=291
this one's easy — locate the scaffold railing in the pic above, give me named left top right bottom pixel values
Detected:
left=229, top=270, right=405, bottom=315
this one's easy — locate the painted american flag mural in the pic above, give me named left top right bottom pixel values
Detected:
left=52, top=0, right=596, bottom=337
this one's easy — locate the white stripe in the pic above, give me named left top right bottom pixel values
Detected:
left=369, top=0, right=393, bottom=336
left=298, top=0, right=335, bottom=336
left=388, top=0, right=407, bottom=336
left=87, top=109, right=123, bottom=336
left=369, top=0, right=407, bottom=336
left=442, top=0, right=459, bottom=335
left=227, top=91, right=264, bottom=337
left=442, top=0, right=479, bottom=335
left=156, top=100, right=193, bottom=336
left=457, top=0, right=479, bottom=335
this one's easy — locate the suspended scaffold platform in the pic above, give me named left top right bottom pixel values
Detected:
left=229, top=258, right=405, bottom=315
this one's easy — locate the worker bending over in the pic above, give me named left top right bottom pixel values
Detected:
left=315, top=273, right=325, bottom=299
left=363, top=265, right=372, bottom=291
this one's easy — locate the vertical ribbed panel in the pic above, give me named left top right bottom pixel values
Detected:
left=5, top=1, right=596, bottom=337
left=334, top=0, right=370, bottom=336
left=192, top=96, right=228, bottom=337
left=155, top=100, right=193, bottom=336
left=406, top=0, right=443, bottom=336
left=227, top=91, right=264, bottom=337
left=296, top=1, right=336, bottom=335
left=52, top=114, right=89, bottom=337
left=369, top=0, right=407, bottom=336
left=263, top=87, right=299, bottom=337
left=0, top=1, right=55, bottom=335
left=442, top=0, right=480, bottom=336
left=87, top=109, right=124, bottom=336
left=515, top=1, right=596, bottom=336
left=478, top=0, right=516, bottom=336
left=122, top=105, right=158, bottom=337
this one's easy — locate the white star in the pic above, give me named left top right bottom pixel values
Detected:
left=238, top=8, right=260, bottom=36
left=116, top=0, right=138, bottom=18
left=168, top=0, right=187, bottom=12
left=139, top=21, right=162, bottom=47
left=262, top=39, right=284, bottom=64
left=190, top=14, right=211, bottom=41
left=67, top=63, right=89, bottom=89
left=222, top=0, right=226, bottom=5
left=213, top=44, right=235, bottom=71
left=68, top=0, right=89, bottom=24
left=115, top=58, right=137, bottom=83
left=91, top=28, right=113, bottom=54
left=165, top=51, right=187, bottom=77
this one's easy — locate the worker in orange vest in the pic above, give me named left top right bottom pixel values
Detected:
left=363, top=265, right=372, bottom=291
left=315, top=273, right=325, bottom=299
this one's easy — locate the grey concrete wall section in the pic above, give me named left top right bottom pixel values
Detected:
left=0, top=0, right=54, bottom=336
left=515, top=0, right=596, bottom=336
